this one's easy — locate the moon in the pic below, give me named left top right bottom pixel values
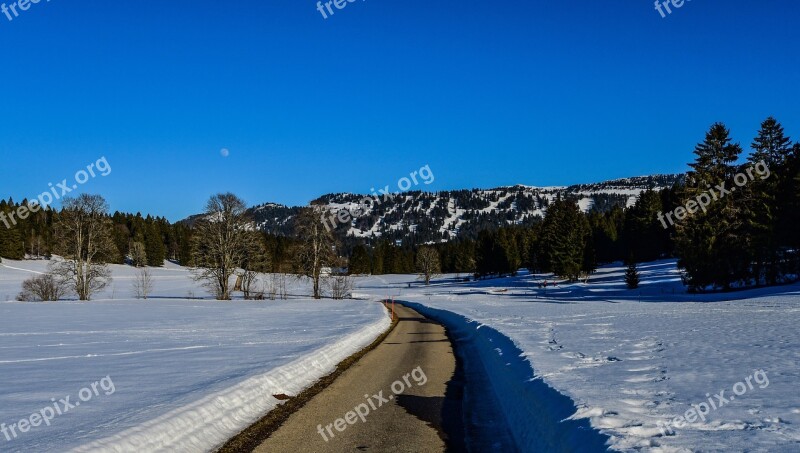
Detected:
left=220, top=148, right=230, bottom=157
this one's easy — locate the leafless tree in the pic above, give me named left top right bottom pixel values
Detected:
left=416, top=247, right=442, bottom=285
left=266, top=272, right=289, bottom=300
left=49, top=194, right=116, bottom=301
left=278, top=273, right=288, bottom=299
left=17, top=273, right=70, bottom=302
left=294, top=207, right=337, bottom=299
left=130, top=241, right=147, bottom=267
left=239, top=232, right=270, bottom=299
left=324, top=273, right=355, bottom=299
left=266, top=274, right=278, bottom=300
left=133, top=267, right=154, bottom=299
left=191, top=193, right=253, bottom=300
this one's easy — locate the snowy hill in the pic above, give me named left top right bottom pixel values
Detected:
left=244, top=174, right=682, bottom=244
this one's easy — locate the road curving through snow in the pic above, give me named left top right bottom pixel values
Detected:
left=400, top=301, right=612, bottom=452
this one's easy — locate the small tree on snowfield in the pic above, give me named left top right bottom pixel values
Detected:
left=294, top=207, right=337, bottom=299
left=625, top=261, right=640, bottom=290
left=416, top=247, right=441, bottom=285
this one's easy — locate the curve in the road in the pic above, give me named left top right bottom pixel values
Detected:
left=401, top=301, right=612, bottom=453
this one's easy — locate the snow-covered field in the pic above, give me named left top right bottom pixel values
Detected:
left=0, top=260, right=390, bottom=452
left=3, top=257, right=799, bottom=452
left=357, top=263, right=800, bottom=452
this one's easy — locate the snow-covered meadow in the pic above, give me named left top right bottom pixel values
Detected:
left=2, top=257, right=799, bottom=452
left=0, top=260, right=390, bottom=452
left=357, top=262, right=800, bottom=452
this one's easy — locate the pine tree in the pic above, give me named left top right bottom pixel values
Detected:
left=0, top=201, right=25, bottom=259
left=624, top=190, right=668, bottom=262
left=676, top=123, right=746, bottom=291
left=778, top=143, right=800, bottom=275
left=348, top=244, right=371, bottom=275
left=625, top=260, right=640, bottom=289
left=540, top=198, right=591, bottom=281
left=744, top=118, right=793, bottom=285
left=144, top=220, right=166, bottom=267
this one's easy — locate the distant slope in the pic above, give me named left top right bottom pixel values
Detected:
left=185, top=174, right=683, bottom=245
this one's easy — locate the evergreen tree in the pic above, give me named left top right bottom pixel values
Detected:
left=0, top=201, right=25, bottom=259
left=539, top=198, right=591, bottom=281
left=625, top=260, right=640, bottom=289
left=144, top=220, right=166, bottom=267
left=744, top=118, right=793, bottom=285
left=676, top=123, right=746, bottom=291
left=348, top=244, right=371, bottom=275
left=624, top=190, right=669, bottom=262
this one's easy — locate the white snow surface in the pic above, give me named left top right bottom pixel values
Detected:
left=3, top=257, right=799, bottom=452
left=0, top=260, right=390, bottom=453
left=357, top=262, right=800, bottom=452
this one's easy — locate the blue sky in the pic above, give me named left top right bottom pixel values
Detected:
left=0, top=0, right=798, bottom=221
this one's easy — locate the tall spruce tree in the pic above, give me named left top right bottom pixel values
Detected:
left=539, top=198, right=591, bottom=281
left=676, top=123, right=746, bottom=291
left=348, top=244, right=371, bottom=275
left=144, top=220, right=166, bottom=267
left=745, top=118, right=792, bottom=284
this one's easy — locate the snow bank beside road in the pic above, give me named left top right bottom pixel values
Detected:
left=69, top=312, right=390, bottom=453
left=1, top=260, right=390, bottom=453
left=402, top=301, right=611, bottom=452
left=358, top=262, right=800, bottom=451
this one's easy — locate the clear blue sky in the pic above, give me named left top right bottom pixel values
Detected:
left=1, top=0, right=798, bottom=221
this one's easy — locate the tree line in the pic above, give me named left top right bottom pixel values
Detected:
left=346, top=117, right=800, bottom=292
left=2, top=117, right=797, bottom=298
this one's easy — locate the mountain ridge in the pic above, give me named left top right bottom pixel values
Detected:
left=230, top=173, right=684, bottom=244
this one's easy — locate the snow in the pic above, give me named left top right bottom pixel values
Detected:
left=356, top=262, right=800, bottom=452
left=0, top=260, right=390, bottom=453
left=4, top=255, right=798, bottom=452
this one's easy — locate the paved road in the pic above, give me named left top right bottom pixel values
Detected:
left=253, top=305, right=461, bottom=453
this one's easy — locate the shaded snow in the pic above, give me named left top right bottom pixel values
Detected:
left=357, top=262, right=800, bottom=452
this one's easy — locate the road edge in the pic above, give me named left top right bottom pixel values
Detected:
left=216, top=301, right=400, bottom=453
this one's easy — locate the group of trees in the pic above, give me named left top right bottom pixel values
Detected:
left=339, top=191, right=672, bottom=283
left=13, top=194, right=118, bottom=301
left=3, top=193, right=355, bottom=301
left=347, top=189, right=676, bottom=284
left=0, top=197, right=190, bottom=267
left=675, top=119, right=800, bottom=291
left=4, top=118, right=798, bottom=299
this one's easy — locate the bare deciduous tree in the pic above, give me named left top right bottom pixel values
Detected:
left=266, top=272, right=289, bottom=300
left=50, top=194, right=116, bottom=301
left=130, top=241, right=147, bottom=267
left=294, top=207, right=337, bottom=299
left=416, top=247, right=442, bottom=285
left=239, top=232, right=270, bottom=300
left=324, top=273, right=355, bottom=300
left=17, top=273, right=70, bottom=302
left=191, top=193, right=253, bottom=300
left=133, top=267, right=154, bottom=299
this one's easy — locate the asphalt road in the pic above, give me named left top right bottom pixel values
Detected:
left=253, top=305, right=461, bottom=453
